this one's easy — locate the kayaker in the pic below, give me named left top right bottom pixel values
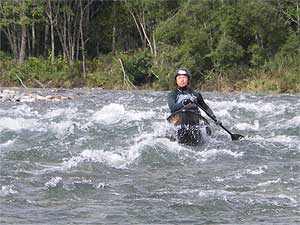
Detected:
left=167, top=68, right=220, bottom=124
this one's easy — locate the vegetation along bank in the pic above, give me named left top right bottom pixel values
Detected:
left=0, top=0, right=299, bottom=93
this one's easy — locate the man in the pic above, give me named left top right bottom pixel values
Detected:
left=167, top=68, right=219, bottom=124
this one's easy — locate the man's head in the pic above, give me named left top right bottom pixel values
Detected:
left=175, top=68, right=190, bottom=88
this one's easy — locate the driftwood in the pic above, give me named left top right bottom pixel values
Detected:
left=32, top=78, right=46, bottom=88
left=15, top=74, right=27, bottom=88
left=151, top=70, right=159, bottom=79
left=118, top=58, right=136, bottom=90
left=0, top=89, right=72, bottom=102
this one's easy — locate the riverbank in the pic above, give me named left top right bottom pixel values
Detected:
left=1, top=53, right=299, bottom=93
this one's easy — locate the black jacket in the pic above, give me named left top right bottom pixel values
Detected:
left=167, top=87, right=214, bottom=115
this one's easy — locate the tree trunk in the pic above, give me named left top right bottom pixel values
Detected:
left=44, top=24, right=49, bottom=57
left=112, top=2, right=116, bottom=52
left=124, top=0, right=144, bottom=46
left=0, top=27, right=2, bottom=50
left=32, top=22, right=35, bottom=56
left=46, top=0, right=55, bottom=61
left=112, top=26, right=116, bottom=53
left=27, top=26, right=31, bottom=56
left=297, top=2, right=300, bottom=36
left=0, top=14, right=18, bottom=59
left=50, top=22, right=55, bottom=61
left=80, top=0, right=86, bottom=74
left=125, top=1, right=153, bottom=53
left=19, top=24, right=26, bottom=64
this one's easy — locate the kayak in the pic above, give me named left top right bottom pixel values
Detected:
left=167, top=105, right=211, bottom=146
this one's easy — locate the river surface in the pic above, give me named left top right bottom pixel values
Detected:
left=0, top=89, right=299, bottom=225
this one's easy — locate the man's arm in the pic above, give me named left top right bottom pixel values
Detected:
left=168, top=91, right=184, bottom=113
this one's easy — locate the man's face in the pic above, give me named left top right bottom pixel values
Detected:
left=176, top=75, right=188, bottom=88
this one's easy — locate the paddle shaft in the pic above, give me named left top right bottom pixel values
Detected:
left=196, top=103, right=243, bottom=140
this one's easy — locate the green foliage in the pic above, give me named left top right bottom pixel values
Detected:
left=248, top=44, right=266, bottom=67
left=241, top=68, right=300, bottom=93
left=210, top=35, right=244, bottom=70
left=84, top=53, right=123, bottom=89
left=275, top=31, right=300, bottom=59
left=0, top=55, right=70, bottom=87
left=0, top=0, right=44, bottom=25
left=0, top=0, right=299, bottom=92
left=120, top=48, right=153, bottom=85
left=0, top=51, right=15, bottom=86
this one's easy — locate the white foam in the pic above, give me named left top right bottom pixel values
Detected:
left=141, top=96, right=155, bottom=104
left=247, top=134, right=300, bottom=150
left=0, top=185, right=18, bottom=196
left=285, top=115, right=300, bottom=127
left=44, top=107, right=78, bottom=120
left=258, top=178, right=281, bottom=187
left=196, top=148, right=244, bottom=161
left=49, top=120, right=75, bottom=136
left=247, top=166, right=268, bottom=175
left=126, top=122, right=190, bottom=161
left=11, top=104, right=39, bottom=117
left=198, top=189, right=234, bottom=198
left=235, top=120, right=259, bottom=131
left=278, top=194, right=298, bottom=205
left=81, top=149, right=127, bottom=168
left=266, top=135, right=300, bottom=147
left=92, top=103, right=155, bottom=124
left=0, top=140, right=14, bottom=148
left=62, top=149, right=128, bottom=169
left=208, top=99, right=286, bottom=117
left=215, top=109, right=232, bottom=119
left=0, top=117, right=45, bottom=132
left=92, top=104, right=126, bottom=124
left=45, top=177, right=63, bottom=188
left=125, top=110, right=155, bottom=122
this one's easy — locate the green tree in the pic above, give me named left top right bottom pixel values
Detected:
left=0, top=0, right=44, bottom=63
left=210, top=35, right=244, bottom=69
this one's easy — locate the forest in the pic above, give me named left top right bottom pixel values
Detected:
left=0, top=0, right=299, bottom=92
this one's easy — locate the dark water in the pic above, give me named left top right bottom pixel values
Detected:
left=0, top=89, right=299, bottom=225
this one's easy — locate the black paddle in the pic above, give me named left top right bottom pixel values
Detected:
left=196, top=103, right=244, bottom=141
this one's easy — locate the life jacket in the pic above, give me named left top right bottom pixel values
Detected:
left=176, top=93, right=193, bottom=104
left=174, top=89, right=199, bottom=114
left=175, top=87, right=195, bottom=103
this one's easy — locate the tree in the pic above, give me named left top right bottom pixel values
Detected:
left=277, top=0, right=300, bottom=35
left=124, top=0, right=180, bottom=56
left=45, top=0, right=56, bottom=61
left=0, top=0, right=43, bottom=63
left=46, top=0, right=94, bottom=74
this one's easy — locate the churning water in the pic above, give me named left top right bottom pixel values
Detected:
left=0, top=88, right=299, bottom=225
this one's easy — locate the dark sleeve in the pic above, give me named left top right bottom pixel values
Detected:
left=168, top=90, right=184, bottom=113
left=194, top=92, right=215, bottom=115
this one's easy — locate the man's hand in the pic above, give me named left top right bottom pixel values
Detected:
left=211, top=114, right=217, bottom=120
left=189, top=95, right=197, bottom=103
left=211, top=114, right=222, bottom=126
left=182, top=99, right=190, bottom=105
left=215, top=120, right=222, bottom=126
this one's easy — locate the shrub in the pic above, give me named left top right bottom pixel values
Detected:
left=120, top=48, right=154, bottom=86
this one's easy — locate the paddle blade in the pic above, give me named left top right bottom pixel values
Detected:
left=231, top=133, right=244, bottom=141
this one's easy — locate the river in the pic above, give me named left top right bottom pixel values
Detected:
left=0, top=88, right=299, bottom=224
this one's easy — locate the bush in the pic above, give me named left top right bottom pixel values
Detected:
left=84, top=53, right=123, bottom=89
left=120, top=48, right=154, bottom=85
left=0, top=55, right=74, bottom=87
left=210, top=35, right=245, bottom=70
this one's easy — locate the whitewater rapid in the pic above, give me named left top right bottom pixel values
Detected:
left=0, top=89, right=299, bottom=224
